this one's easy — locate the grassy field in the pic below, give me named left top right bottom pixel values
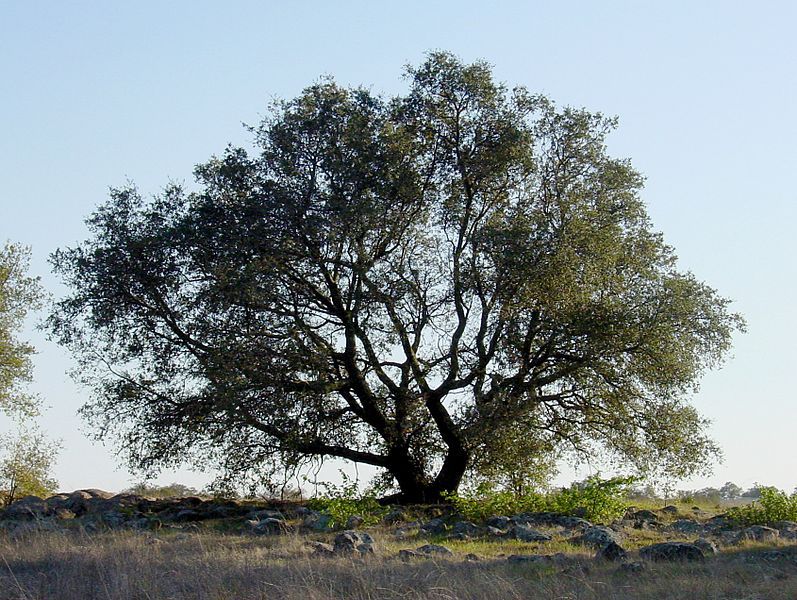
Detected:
left=0, top=526, right=795, bottom=600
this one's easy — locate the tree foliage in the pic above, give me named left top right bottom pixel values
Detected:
left=49, top=52, right=743, bottom=502
left=0, top=242, right=42, bottom=418
left=0, top=428, right=59, bottom=506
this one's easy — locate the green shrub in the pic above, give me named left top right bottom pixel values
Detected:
left=446, top=475, right=635, bottom=523
left=726, top=486, right=797, bottom=526
left=306, top=477, right=387, bottom=528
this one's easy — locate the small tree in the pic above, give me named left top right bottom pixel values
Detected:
left=0, top=428, right=60, bottom=505
left=0, top=242, right=42, bottom=418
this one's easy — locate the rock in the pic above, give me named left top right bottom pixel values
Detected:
left=248, top=518, right=290, bottom=535
left=507, top=553, right=566, bottom=565
left=572, top=526, right=618, bottom=548
left=382, top=507, right=407, bottom=524
left=668, top=519, right=704, bottom=535
left=512, top=523, right=552, bottom=542
left=555, top=516, right=592, bottom=530
left=485, top=516, right=511, bottom=529
left=486, top=526, right=506, bottom=537
left=333, top=530, right=376, bottom=555
left=692, top=538, right=719, bottom=555
left=101, top=511, right=127, bottom=528
left=345, top=515, right=364, bottom=529
left=660, top=505, right=679, bottom=515
left=53, top=508, right=76, bottom=520
left=3, top=496, right=50, bottom=520
left=170, top=509, right=203, bottom=522
left=398, top=549, right=423, bottom=561
left=420, top=517, right=447, bottom=534
left=507, top=554, right=551, bottom=564
left=248, top=509, right=285, bottom=522
left=416, top=544, right=453, bottom=556
left=736, top=525, right=779, bottom=544
left=640, top=542, right=705, bottom=562
left=631, top=509, right=659, bottom=523
left=451, top=521, right=480, bottom=538
left=773, top=521, right=797, bottom=540
left=595, top=541, right=627, bottom=562
left=303, top=512, right=333, bottom=531
left=307, top=541, right=335, bottom=557
left=619, top=561, right=646, bottom=573
left=464, top=553, right=480, bottom=561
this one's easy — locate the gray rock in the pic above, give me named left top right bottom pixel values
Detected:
left=692, top=538, right=718, bottom=555
left=631, top=509, right=659, bottom=523
left=595, top=541, right=627, bottom=562
left=486, top=526, right=506, bottom=537
left=3, top=496, right=50, bottom=520
left=507, top=554, right=551, bottom=564
left=248, top=517, right=290, bottom=535
left=660, top=505, right=679, bottom=515
left=333, top=530, right=375, bottom=555
left=512, top=523, right=552, bottom=542
left=303, top=512, right=333, bottom=531
left=640, top=542, right=705, bottom=562
left=507, top=553, right=567, bottom=565
left=416, top=543, right=453, bottom=556
left=398, top=549, right=423, bottom=561
left=736, top=525, right=779, bottom=544
left=619, top=561, right=646, bottom=573
left=383, top=507, right=407, bottom=524
left=248, top=509, right=285, bottom=522
left=485, top=516, right=511, bottom=529
left=668, top=519, right=704, bottom=535
left=345, top=515, right=364, bottom=529
left=420, top=517, right=447, bottom=534
left=452, top=521, right=481, bottom=538
left=101, top=510, right=127, bottom=528
left=307, top=541, right=335, bottom=557
left=572, top=526, right=618, bottom=548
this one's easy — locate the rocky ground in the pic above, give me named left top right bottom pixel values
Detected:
left=1, top=490, right=796, bottom=598
left=3, top=489, right=797, bottom=560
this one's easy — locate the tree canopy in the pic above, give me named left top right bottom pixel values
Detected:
left=49, top=52, right=743, bottom=502
left=0, top=242, right=42, bottom=418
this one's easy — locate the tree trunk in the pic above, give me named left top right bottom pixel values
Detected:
left=379, top=446, right=470, bottom=505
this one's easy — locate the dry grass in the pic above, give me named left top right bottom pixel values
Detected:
left=0, top=527, right=795, bottom=600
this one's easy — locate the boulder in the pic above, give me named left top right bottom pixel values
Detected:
left=572, top=526, right=618, bottom=548
left=345, top=515, right=364, bottom=529
left=485, top=516, right=511, bottom=530
left=307, top=541, right=335, bottom=557
left=248, top=518, right=290, bottom=535
left=3, top=496, right=50, bottom=520
left=303, top=512, right=333, bottom=531
left=595, top=541, right=627, bottom=562
left=640, top=542, right=704, bottom=562
left=420, top=517, right=447, bottom=534
left=333, top=530, right=376, bottom=555
left=692, top=538, right=718, bottom=556
left=735, top=525, right=779, bottom=544
left=668, top=519, right=704, bottom=535
left=415, top=543, right=453, bottom=556
left=451, top=521, right=481, bottom=538
left=512, top=523, right=552, bottom=542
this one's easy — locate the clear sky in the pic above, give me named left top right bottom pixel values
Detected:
left=1, top=0, right=795, bottom=494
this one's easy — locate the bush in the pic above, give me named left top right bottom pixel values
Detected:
left=726, top=486, right=797, bottom=526
left=446, top=476, right=635, bottom=523
left=306, top=476, right=387, bottom=528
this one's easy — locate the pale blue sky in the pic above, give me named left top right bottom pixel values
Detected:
left=1, top=1, right=795, bottom=493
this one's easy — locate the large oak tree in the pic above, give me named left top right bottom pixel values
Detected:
left=50, top=53, right=742, bottom=502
